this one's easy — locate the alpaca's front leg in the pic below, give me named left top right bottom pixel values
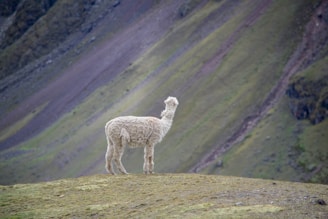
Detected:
left=148, top=145, right=155, bottom=174
left=144, top=144, right=154, bottom=174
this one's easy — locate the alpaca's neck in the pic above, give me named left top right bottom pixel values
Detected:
left=161, top=108, right=176, bottom=121
left=160, top=109, right=176, bottom=136
left=160, top=117, right=172, bottom=138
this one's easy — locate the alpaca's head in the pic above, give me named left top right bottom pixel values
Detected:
left=164, top=96, right=179, bottom=108
left=161, top=96, right=179, bottom=118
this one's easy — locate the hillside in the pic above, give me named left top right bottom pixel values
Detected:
left=0, top=0, right=327, bottom=185
left=1, top=174, right=327, bottom=218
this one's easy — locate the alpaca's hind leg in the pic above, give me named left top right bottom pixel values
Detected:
left=105, top=137, right=115, bottom=174
left=143, top=146, right=149, bottom=174
left=113, top=141, right=128, bottom=174
left=144, top=144, right=154, bottom=174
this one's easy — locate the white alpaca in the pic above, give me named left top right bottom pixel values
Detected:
left=104, top=96, right=179, bottom=174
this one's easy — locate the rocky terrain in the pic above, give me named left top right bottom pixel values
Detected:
left=286, top=75, right=328, bottom=124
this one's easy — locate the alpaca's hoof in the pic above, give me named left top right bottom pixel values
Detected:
left=106, top=169, right=116, bottom=175
left=144, top=171, right=154, bottom=174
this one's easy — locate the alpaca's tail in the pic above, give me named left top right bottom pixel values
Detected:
left=120, top=128, right=130, bottom=143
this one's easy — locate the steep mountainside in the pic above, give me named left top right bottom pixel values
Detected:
left=0, top=0, right=327, bottom=185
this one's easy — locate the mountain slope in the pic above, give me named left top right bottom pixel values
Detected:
left=197, top=0, right=328, bottom=183
left=0, top=0, right=327, bottom=185
left=1, top=174, right=327, bottom=218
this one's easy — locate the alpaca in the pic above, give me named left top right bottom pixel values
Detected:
left=104, top=96, right=179, bottom=174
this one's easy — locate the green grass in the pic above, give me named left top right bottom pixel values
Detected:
left=292, top=56, right=328, bottom=81
left=297, top=114, right=328, bottom=183
left=206, top=76, right=327, bottom=183
left=1, top=174, right=327, bottom=218
left=206, top=96, right=302, bottom=179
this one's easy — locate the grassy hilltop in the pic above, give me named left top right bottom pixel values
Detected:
left=1, top=174, right=327, bottom=218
